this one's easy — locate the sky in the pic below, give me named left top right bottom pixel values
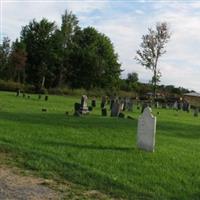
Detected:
left=1, top=0, right=200, bottom=92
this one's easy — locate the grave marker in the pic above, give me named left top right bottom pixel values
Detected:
left=137, top=107, right=156, bottom=152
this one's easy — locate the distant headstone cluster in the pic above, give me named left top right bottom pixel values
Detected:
left=74, top=95, right=136, bottom=119
left=16, top=89, right=49, bottom=102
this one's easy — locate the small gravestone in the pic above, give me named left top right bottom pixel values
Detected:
left=16, top=89, right=20, bottom=97
left=74, top=103, right=81, bottom=116
left=110, top=96, right=115, bottom=110
left=128, top=98, right=134, bottom=112
left=80, top=95, right=89, bottom=114
left=119, top=99, right=125, bottom=112
left=42, top=108, right=47, bottom=112
left=74, top=102, right=80, bottom=111
left=101, top=96, right=107, bottom=109
left=173, top=101, right=178, bottom=110
left=22, top=92, right=26, bottom=98
left=137, top=107, right=156, bottom=152
left=27, top=95, right=30, bottom=99
left=91, top=98, right=96, bottom=107
left=102, top=108, right=107, bottom=116
left=111, top=101, right=120, bottom=117
left=194, top=108, right=199, bottom=117
left=38, top=94, right=41, bottom=99
left=45, top=95, right=48, bottom=101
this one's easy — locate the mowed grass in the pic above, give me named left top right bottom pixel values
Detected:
left=0, top=91, right=200, bottom=199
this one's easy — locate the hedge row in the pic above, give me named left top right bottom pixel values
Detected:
left=0, top=80, right=137, bottom=97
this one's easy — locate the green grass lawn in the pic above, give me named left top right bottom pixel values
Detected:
left=0, top=91, right=200, bottom=199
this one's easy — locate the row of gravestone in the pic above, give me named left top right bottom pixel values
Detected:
left=74, top=95, right=136, bottom=117
left=16, top=90, right=49, bottom=101
left=156, top=100, right=199, bottom=117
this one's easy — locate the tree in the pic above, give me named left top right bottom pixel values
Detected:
left=0, top=37, right=11, bottom=80
left=10, top=39, right=27, bottom=83
left=126, top=72, right=139, bottom=91
left=52, top=10, right=80, bottom=86
left=135, top=22, right=170, bottom=98
left=69, top=27, right=121, bottom=89
left=21, top=18, right=56, bottom=90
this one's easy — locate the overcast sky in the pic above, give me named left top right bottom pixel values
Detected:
left=1, top=0, right=200, bottom=91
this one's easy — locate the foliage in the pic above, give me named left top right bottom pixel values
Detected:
left=10, top=39, right=27, bottom=83
left=0, top=37, right=11, bottom=80
left=68, top=27, right=121, bottom=89
left=0, top=10, right=121, bottom=91
left=20, top=18, right=57, bottom=90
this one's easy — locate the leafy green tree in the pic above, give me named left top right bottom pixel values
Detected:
left=52, top=10, right=80, bottom=86
left=0, top=37, right=11, bottom=80
left=69, top=27, right=121, bottom=89
left=135, top=22, right=170, bottom=98
left=126, top=72, right=139, bottom=91
left=21, top=18, right=56, bottom=90
left=10, top=39, right=27, bottom=83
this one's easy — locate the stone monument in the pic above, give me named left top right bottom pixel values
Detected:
left=137, top=107, right=156, bottom=152
left=80, top=95, right=89, bottom=114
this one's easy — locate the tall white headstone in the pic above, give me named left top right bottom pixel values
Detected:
left=137, top=107, right=156, bottom=152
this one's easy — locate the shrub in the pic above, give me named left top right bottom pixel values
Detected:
left=0, top=80, right=24, bottom=92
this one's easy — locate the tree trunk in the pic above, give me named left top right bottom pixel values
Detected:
left=153, top=70, right=157, bottom=99
left=41, top=76, right=45, bottom=88
left=17, top=71, right=20, bottom=83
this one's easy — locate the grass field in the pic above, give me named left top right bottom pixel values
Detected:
left=0, top=91, right=200, bottom=199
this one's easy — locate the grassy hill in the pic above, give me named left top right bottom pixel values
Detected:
left=0, top=91, right=200, bottom=199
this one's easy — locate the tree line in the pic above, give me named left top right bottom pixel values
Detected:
left=0, top=10, right=121, bottom=92
left=0, top=10, right=191, bottom=96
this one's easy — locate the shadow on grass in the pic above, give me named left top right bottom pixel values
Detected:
left=158, top=120, right=200, bottom=139
left=42, top=140, right=135, bottom=152
left=0, top=111, right=136, bottom=130
left=0, top=142, right=152, bottom=200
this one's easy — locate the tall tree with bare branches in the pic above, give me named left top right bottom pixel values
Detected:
left=135, top=22, right=170, bottom=98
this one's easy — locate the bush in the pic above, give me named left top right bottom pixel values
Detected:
left=0, top=80, right=138, bottom=98
left=0, top=80, right=36, bottom=93
left=0, top=80, right=24, bottom=92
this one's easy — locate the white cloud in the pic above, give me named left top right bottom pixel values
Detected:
left=1, top=1, right=200, bottom=91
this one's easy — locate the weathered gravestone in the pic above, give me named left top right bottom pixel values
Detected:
left=74, top=103, right=81, bottom=116
left=22, top=92, right=26, bottom=98
left=45, top=95, right=48, bottom=101
left=91, top=98, right=96, bottom=107
left=80, top=95, right=89, bottom=114
left=119, top=98, right=125, bottom=111
left=110, top=96, right=115, bottom=110
left=173, top=101, right=178, bottom=110
left=102, top=108, right=107, bottom=116
left=128, top=98, right=134, bottom=112
left=111, top=101, right=121, bottom=117
left=101, top=96, right=107, bottom=109
left=137, top=107, right=156, bottom=152
left=194, top=108, right=199, bottom=117
left=16, top=89, right=20, bottom=97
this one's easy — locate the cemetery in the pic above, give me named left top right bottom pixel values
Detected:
left=0, top=91, right=200, bottom=199
left=1, top=1, right=200, bottom=199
